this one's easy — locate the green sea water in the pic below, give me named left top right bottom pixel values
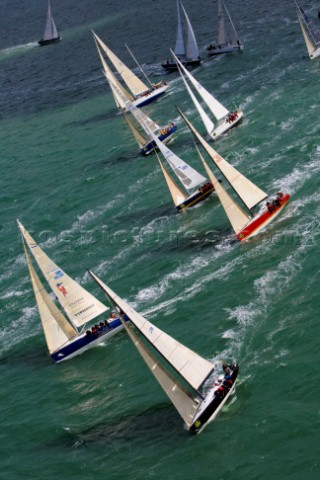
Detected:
left=0, top=1, right=319, bottom=479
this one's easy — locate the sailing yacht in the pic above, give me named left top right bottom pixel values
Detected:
left=105, top=70, right=177, bottom=155
left=38, top=1, right=61, bottom=46
left=295, top=1, right=320, bottom=60
left=89, top=270, right=239, bottom=434
left=207, top=0, right=243, bottom=55
left=178, top=110, right=290, bottom=241
left=93, top=31, right=168, bottom=108
left=148, top=129, right=214, bottom=210
left=162, top=0, right=202, bottom=71
left=173, top=51, right=243, bottom=140
left=18, top=221, right=126, bottom=363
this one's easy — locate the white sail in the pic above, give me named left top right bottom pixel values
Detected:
left=89, top=272, right=215, bottom=392
left=122, top=316, right=199, bottom=427
left=18, top=221, right=108, bottom=329
left=176, top=62, right=215, bottom=134
left=24, top=243, right=77, bottom=354
left=194, top=143, right=251, bottom=234
left=174, top=0, right=186, bottom=57
left=93, top=33, right=148, bottom=97
left=123, top=113, right=147, bottom=149
left=217, top=0, right=227, bottom=45
left=148, top=129, right=207, bottom=191
left=157, top=152, right=188, bottom=207
left=93, top=32, right=133, bottom=105
left=179, top=110, right=268, bottom=210
left=173, top=51, right=229, bottom=122
left=43, top=1, right=58, bottom=41
left=223, top=0, right=241, bottom=44
left=180, top=2, right=199, bottom=59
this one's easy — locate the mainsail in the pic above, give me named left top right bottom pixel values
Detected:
left=179, top=109, right=268, bottom=210
left=89, top=271, right=215, bottom=392
left=24, top=243, right=77, bottom=354
left=148, top=129, right=207, bottom=191
left=92, top=32, right=149, bottom=97
left=42, top=1, right=59, bottom=41
left=217, top=0, right=227, bottom=45
left=173, top=51, right=229, bottom=124
left=180, top=2, right=199, bottom=59
left=18, top=221, right=108, bottom=329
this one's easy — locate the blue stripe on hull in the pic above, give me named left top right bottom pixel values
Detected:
left=176, top=186, right=214, bottom=211
left=142, top=125, right=177, bottom=155
left=51, top=316, right=128, bottom=363
left=137, top=90, right=166, bottom=108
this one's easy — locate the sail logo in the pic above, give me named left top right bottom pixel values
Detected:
left=54, top=269, right=64, bottom=280
left=149, top=326, right=154, bottom=334
left=56, top=283, right=68, bottom=297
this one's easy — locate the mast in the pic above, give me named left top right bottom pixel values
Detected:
left=178, top=109, right=268, bottom=210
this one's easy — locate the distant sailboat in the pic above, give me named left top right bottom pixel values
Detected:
left=18, top=221, right=126, bottom=363
left=178, top=110, right=290, bottom=241
left=148, top=129, right=214, bottom=211
left=38, top=1, right=61, bottom=46
left=93, top=31, right=168, bottom=108
left=162, top=0, right=202, bottom=71
left=105, top=69, right=177, bottom=155
left=89, top=270, right=239, bottom=434
left=207, top=0, right=243, bottom=55
left=295, top=1, right=320, bottom=60
left=172, top=51, right=243, bottom=140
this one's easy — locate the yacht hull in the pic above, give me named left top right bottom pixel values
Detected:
left=207, top=44, right=243, bottom=55
left=161, top=58, right=202, bottom=72
left=237, top=194, right=290, bottom=242
left=51, top=316, right=127, bottom=363
left=210, top=110, right=243, bottom=141
left=38, top=36, right=61, bottom=46
left=176, top=184, right=214, bottom=211
left=132, top=84, right=169, bottom=108
left=142, top=125, right=177, bottom=155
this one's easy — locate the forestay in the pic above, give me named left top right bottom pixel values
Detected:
left=180, top=2, right=199, bottom=59
left=18, top=221, right=108, bottom=329
left=174, top=0, right=186, bottom=57
left=90, top=272, right=215, bottom=392
left=180, top=110, right=268, bottom=210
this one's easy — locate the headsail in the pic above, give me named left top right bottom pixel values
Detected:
left=18, top=221, right=108, bottom=329
left=194, top=142, right=251, bottom=234
left=92, top=33, right=149, bottom=97
left=217, top=0, right=227, bottom=45
left=156, top=151, right=188, bottom=207
left=43, top=1, right=58, bottom=41
left=148, top=129, right=207, bottom=191
left=23, top=242, right=77, bottom=354
left=123, top=113, right=147, bottom=149
left=120, top=311, right=200, bottom=427
left=89, top=271, right=215, bottom=392
left=179, top=109, right=268, bottom=210
left=173, top=51, right=229, bottom=122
